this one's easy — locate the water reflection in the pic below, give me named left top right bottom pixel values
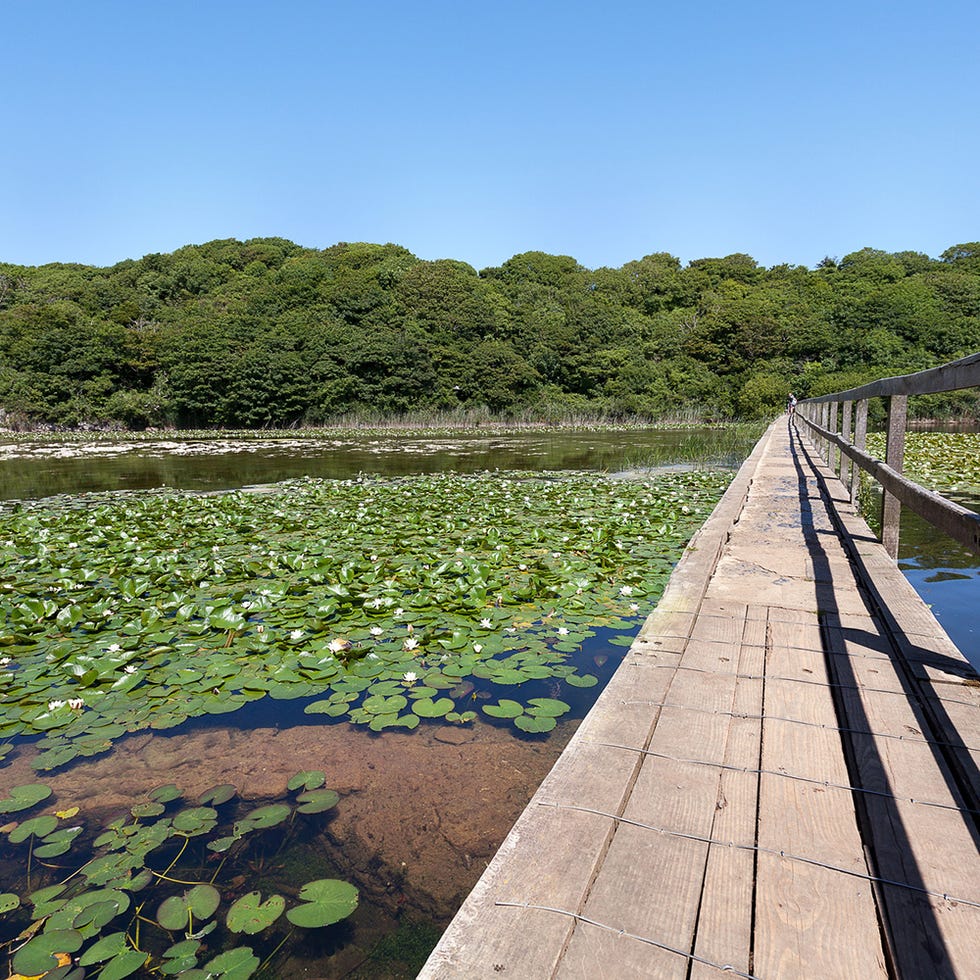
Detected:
left=899, top=492, right=980, bottom=668
left=0, top=428, right=746, bottom=500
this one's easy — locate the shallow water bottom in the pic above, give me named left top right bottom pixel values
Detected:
left=1, top=716, right=572, bottom=975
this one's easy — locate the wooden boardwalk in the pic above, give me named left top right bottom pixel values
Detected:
left=419, top=420, right=980, bottom=979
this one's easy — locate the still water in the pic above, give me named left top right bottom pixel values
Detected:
left=1, top=426, right=977, bottom=667
left=0, top=428, right=750, bottom=499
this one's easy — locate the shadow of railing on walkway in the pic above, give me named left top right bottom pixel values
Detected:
left=789, top=418, right=977, bottom=978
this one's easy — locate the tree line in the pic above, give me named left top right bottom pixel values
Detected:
left=1, top=238, right=978, bottom=429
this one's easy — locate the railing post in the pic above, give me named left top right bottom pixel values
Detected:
left=851, top=399, right=868, bottom=506
left=820, top=402, right=830, bottom=461
left=881, top=394, right=908, bottom=558
left=841, top=400, right=853, bottom=489
left=829, top=401, right=840, bottom=474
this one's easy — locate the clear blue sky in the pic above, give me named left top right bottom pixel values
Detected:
left=3, top=0, right=977, bottom=272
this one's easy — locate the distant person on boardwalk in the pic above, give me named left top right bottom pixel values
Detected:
left=787, top=392, right=797, bottom=416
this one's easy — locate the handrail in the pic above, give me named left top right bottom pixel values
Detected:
left=796, top=354, right=980, bottom=559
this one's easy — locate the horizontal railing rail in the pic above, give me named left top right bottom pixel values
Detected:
left=796, top=353, right=980, bottom=559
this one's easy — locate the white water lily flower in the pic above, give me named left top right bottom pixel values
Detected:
left=505, top=627, right=517, bottom=634
left=328, top=638, right=348, bottom=654
left=124, top=665, right=138, bottom=674
left=290, top=629, right=304, bottom=641
left=629, top=603, right=640, bottom=613
left=557, top=627, right=570, bottom=636
left=48, top=700, right=66, bottom=710
left=0, top=656, right=10, bottom=666
left=403, top=672, right=418, bottom=684
left=404, top=637, right=419, bottom=651
left=479, top=618, right=493, bottom=629
left=619, top=585, right=634, bottom=596
left=107, top=643, right=122, bottom=653
left=394, top=607, right=404, bottom=617
left=473, top=643, right=483, bottom=654
left=68, top=698, right=85, bottom=710
left=370, top=626, right=384, bottom=637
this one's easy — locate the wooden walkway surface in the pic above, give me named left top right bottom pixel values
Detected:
left=419, top=420, right=980, bottom=979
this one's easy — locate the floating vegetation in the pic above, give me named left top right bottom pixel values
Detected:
left=865, top=432, right=980, bottom=496
left=0, top=470, right=729, bottom=771
left=0, top=774, right=355, bottom=978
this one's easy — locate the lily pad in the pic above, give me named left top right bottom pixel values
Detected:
left=0, top=892, right=20, bottom=914
left=149, top=783, right=182, bottom=804
left=197, top=783, right=238, bottom=806
left=95, top=948, right=149, bottom=979
left=482, top=699, right=524, bottom=719
left=285, top=878, right=359, bottom=928
left=0, top=782, right=52, bottom=813
left=198, top=946, right=260, bottom=979
left=157, top=884, right=221, bottom=930
left=565, top=673, right=599, bottom=688
left=295, top=788, right=340, bottom=814
left=526, top=697, right=571, bottom=717
left=514, top=714, right=557, bottom=733
left=226, top=891, right=286, bottom=934
left=411, top=696, right=454, bottom=718
left=9, top=813, right=59, bottom=842
left=287, top=770, right=325, bottom=791
left=12, top=929, right=84, bottom=976
left=235, top=803, right=291, bottom=832
left=172, top=805, right=219, bottom=837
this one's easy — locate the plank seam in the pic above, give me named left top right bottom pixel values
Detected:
left=533, top=801, right=980, bottom=910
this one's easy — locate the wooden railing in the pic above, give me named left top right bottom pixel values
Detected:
left=796, top=352, right=980, bottom=558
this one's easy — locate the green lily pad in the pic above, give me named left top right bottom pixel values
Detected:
left=482, top=699, right=524, bottom=719
left=514, top=714, right=557, bottom=733
left=157, top=884, right=221, bottom=930
left=198, top=946, right=260, bottom=979
left=12, top=929, right=84, bottom=976
left=226, top=891, right=285, bottom=934
left=411, top=697, right=454, bottom=718
left=0, top=782, right=52, bottom=813
left=362, top=693, right=408, bottom=715
left=172, top=806, right=218, bottom=836
left=295, top=788, right=340, bottom=814
left=149, top=783, right=182, bottom=803
left=235, top=803, right=291, bottom=832
left=78, top=929, right=130, bottom=965
left=131, top=801, right=166, bottom=818
left=287, top=770, right=325, bottom=791
left=526, top=697, right=571, bottom=717
left=565, top=673, right=599, bottom=687
left=368, top=711, right=419, bottom=731
left=197, top=783, right=238, bottom=806
left=96, top=948, right=149, bottom=979
left=285, top=878, right=359, bottom=928
left=0, top=892, right=20, bottom=914
left=304, top=699, right=350, bottom=716
left=159, top=938, right=202, bottom=974
left=34, top=825, right=84, bottom=858
left=9, top=813, right=59, bottom=842
left=47, top=889, right=130, bottom=936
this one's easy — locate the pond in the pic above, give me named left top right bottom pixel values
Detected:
left=0, top=425, right=975, bottom=978
left=0, top=428, right=751, bottom=979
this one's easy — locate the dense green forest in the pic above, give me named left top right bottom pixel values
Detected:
left=1, top=239, right=978, bottom=429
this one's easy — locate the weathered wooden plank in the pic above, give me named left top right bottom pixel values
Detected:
left=756, top=631, right=888, bottom=978
left=689, top=637, right=764, bottom=979
left=560, top=665, right=741, bottom=976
